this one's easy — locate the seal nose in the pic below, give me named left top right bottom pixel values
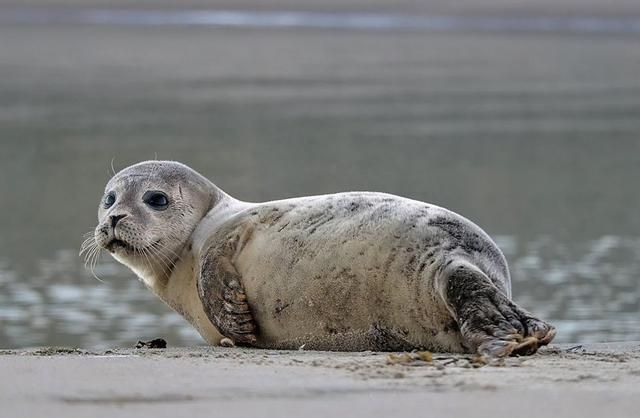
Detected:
left=110, top=214, right=127, bottom=228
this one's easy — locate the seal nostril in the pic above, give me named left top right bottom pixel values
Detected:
left=110, top=214, right=127, bottom=228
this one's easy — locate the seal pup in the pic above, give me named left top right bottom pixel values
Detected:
left=86, top=160, right=555, bottom=357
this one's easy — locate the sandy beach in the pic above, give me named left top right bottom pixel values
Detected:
left=1, top=342, right=639, bottom=418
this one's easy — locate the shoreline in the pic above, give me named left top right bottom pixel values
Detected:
left=1, top=342, right=639, bottom=418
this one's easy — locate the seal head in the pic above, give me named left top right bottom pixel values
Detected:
left=94, top=161, right=219, bottom=286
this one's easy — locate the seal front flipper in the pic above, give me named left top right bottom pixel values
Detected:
left=197, top=235, right=258, bottom=346
left=437, top=259, right=556, bottom=358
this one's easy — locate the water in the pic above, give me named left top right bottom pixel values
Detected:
left=1, top=8, right=639, bottom=349
left=4, top=8, right=640, bottom=34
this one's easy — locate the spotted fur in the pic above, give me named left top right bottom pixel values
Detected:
left=92, top=161, right=555, bottom=356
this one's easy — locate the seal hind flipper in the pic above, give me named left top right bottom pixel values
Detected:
left=198, top=237, right=258, bottom=346
left=438, top=260, right=556, bottom=357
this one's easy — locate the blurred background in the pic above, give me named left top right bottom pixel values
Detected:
left=1, top=0, right=639, bottom=349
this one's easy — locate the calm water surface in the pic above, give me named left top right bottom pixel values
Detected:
left=0, top=13, right=639, bottom=348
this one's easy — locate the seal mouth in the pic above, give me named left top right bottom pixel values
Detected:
left=106, top=238, right=135, bottom=253
left=105, top=238, right=163, bottom=255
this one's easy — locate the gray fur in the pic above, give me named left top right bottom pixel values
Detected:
left=91, top=160, right=555, bottom=356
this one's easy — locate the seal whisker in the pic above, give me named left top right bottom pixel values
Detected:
left=144, top=236, right=180, bottom=264
left=82, top=243, right=99, bottom=267
left=80, top=233, right=97, bottom=255
left=110, top=157, right=120, bottom=176
left=142, top=246, right=157, bottom=273
left=87, top=247, right=106, bottom=284
left=141, top=245, right=172, bottom=283
left=143, top=248, right=155, bottom=273
left=145, top=243, right=174, bottom=274
left=80, top=241, right=96, bottom=257
left=152, top=252, right=177, bottom=272
left=149, top=240, right=182, bottom=266
left=79, top=230, right=108, bottom=284
left=138, top=246, right=153, bottom=275
left=85, top=244, right=99, bottom=266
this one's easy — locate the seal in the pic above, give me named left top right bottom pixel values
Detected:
left=86, top=160, right=556, bottom=357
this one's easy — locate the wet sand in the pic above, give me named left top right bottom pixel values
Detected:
left=1, top=343, right=639, bottom=418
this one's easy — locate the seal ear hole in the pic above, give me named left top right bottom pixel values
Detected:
left=143, top=190, right=170, bottom=211
left=104, top=192, right=116, bottom=209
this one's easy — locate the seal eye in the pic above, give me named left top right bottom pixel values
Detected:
left=104, top=192, right=116, bottom=209
left=143, top=191, right=169, bottom=211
